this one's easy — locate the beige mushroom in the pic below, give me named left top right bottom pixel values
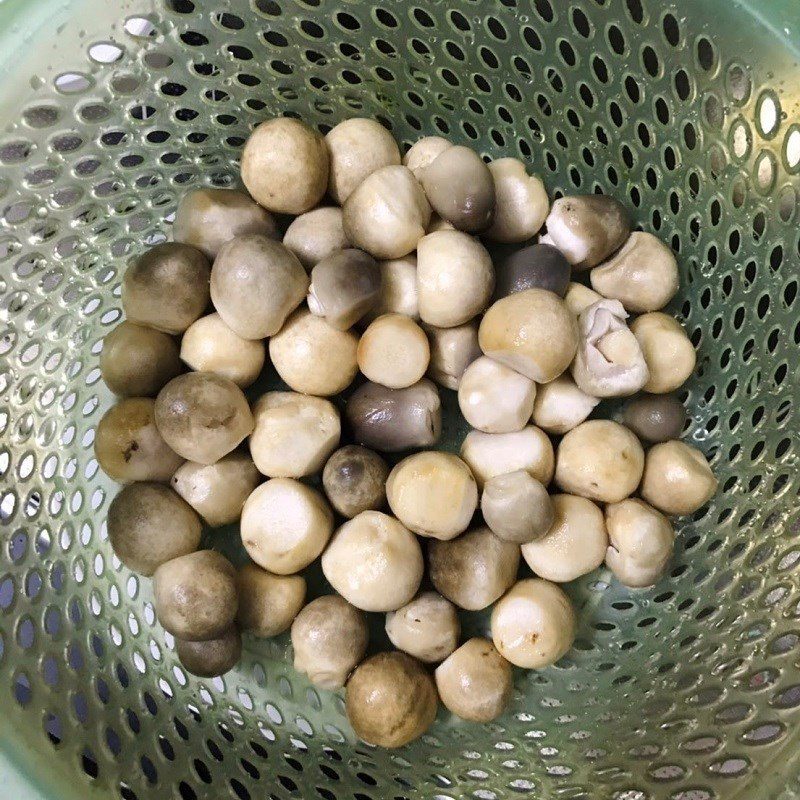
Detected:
left=386, top=451, right=478, bottom=540
left=435, top=638, right=513, bottom=722
left=241, top=117, right=329, bottom=214
left=521, top=494, right=608, bottom=582
left=385, top=591, right=460, bottom=663
left=424, top=320, right=482, bottom=389
left=461, top=425, right=554, bottom=489
left=365, top=255, right=419, bottom=321
left=249, top=392, right=340, bottom=478
left=325, top=117, right=401, bottom=203
left=481, top=470, right=554, bottom=544
left=485, top=158, right=549, bottom=243
left=631, top=312, right=696, bottom=394
left=564, top=281, right=604, bottom=316
left=210, top=235, right=309, bottom=340
left=282, top=206, right=350, bottom=271
left=417, top=230, right=495, bottom=327
left=322, top=445, right=389, bottom=518
left=342, top=165, right=431, bottom=259
left=590, top=231, right=679, bottom=312
left=479, top=289, right=578, bottom=382
left=491, top=578, right=576, bottom=669
left=321, top=511, right=423, bottom=611
left=640, top=440, right=717, bottom=516
left=180, top=313, right=265, bottom=388
left=357, top=313, right=430, bottom=389
left=240, top=479, right=333, bottom=574
left=532, top=374, right=599, bottom=435
left=175, top=627, right=242, bottom=678
left=236, top=563, right=306, bottom=637
left=269, top=308, right=359, bottom=396
left=403, top=136, right=451, bottom=180
left=554, top=420, right=644, bottom=504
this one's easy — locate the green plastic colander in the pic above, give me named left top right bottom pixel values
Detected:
left=2, top=0, right=800, bottom=798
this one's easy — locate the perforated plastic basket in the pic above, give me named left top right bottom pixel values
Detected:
left=1, top=0, right=800, bottom=798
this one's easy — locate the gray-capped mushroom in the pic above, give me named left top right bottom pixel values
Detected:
left=422, top=145, right=495, bottom=233
left=491, top=578, right=576, bottom=669
left=493, top=243, right=571, bottom=300
left=520, top=494, right=608, bottom=582
left=366, top=255, right=419, bottom=321
left=307, top=248, right=381, bottom=330
left=435, top=638, right=513, bottom=723
left=283, top=206, right=350, bottom=271
left=640, top=440, right=717, bottom=516
left=249, top=391, right=340, bottom=478
left=325, top=117, right=401, bottom=204
left=621, top=394, right=687, bottom=443
left=322, top=445, right=389, bottom=518
left=425, top=320, right=482, bottom=390
left=171, top=452, right=261, bottom=527
left=175, top=627, right=242, bottom=678
left=403, top=136, right=451, bottom=180
left=100, top=321, right=182, bottom=398
left=532, top=374, right=600, bottom=435
left=180, top=313, right=265, bottom=388
left=292, top=595, right=369, bottom=689
left=107, top=482, right=202, bottom=576
left=122, top=242, right=210, bottom=335
left=385, top=591, right=460, bottom=663
left=210, top=235, right=308, bottom=340
left=386, top=451, right=478, bottom=540
left=154, top=550, right=238, bottom=641
left=429, top=526, right=520, bottom=610
left=269, top=308, right=359, bottom=396
left=346, top=652, right=438, bottom=748
left=173, top=187, right=278, bottom=260
left=479, top=289, right=578, bottom=383
left=343, top=165, right=431, bottom=259
left=481, top=470, right=554, bottom=544
left=417, top=230, right=495, bottom=327
left=554, top=420, right=644, bottom=504
left=241, top=117, right=329, bottom=214
left=564, top=281, right=604, bottom=316
left=241, top=479, right=333, bottom=575
left=604, top=498, right=675, bottom=588
left=154, top=372, right=254, bottom=465
left=321, top=511, right=423, bottom=611
left=485, top=158, right=549, bottom=243
left=631, top=312, right=696, bottom=394
left=236, top=563, right=306, bottom=637
left=96, top=398, right=184, bottom=483
left=357, top=313, right=430, bottom=388
left=571, top=299, right=650, bottom=397
left=544, top=195, right=630, bottom=269
left=346, top=379, right=441, bottom=453
left=590, top=231, right=679, bottom=313
left=458, top=356, right=537, bottom=434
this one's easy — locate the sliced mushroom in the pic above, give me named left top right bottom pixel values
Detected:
left=531, top=374, right=599, bottom=435
left=424, top=320, right=482, bottom=390
left=485, top=157, right=549, bottom=243
left=283, top=206, right=350, bottom=271
left=494, top=243, right=571, bottom=299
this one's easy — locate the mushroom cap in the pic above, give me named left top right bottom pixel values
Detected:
left=365, top=255, right=419, bottom=321
left=175, top=627, right=242, bottom=678
left=235, top=563, right=306, bottom=637
left=494, top=243, right=571, bottom=300
left=385, top=591, right=460, bottom=663
left=403, top=136, right=452, bottom=180
left=479, top=288, right=578, bottom=382
left=521, top=494, right=608, bottom=582
left=640, top=440, right=717, bottom=516
left=485, top=157, right=549, bottom=243
left=481, top=470, right=554, bottom=544
left=241, top=117, right=329, bottom=214
left=424, top=319, right=482, bottom=389
left=532, top=373, right=600, bottom=435
left=554, top=420, right=644, bottom=503
left=621, top=393, right=687, bottom=443
left=631, top=312, right=696, bottom=394
left=563, top=281, right=604, bottom=316
left=357, top=313, right=430, bottom=388
left=283, top=206, right=350, bottom=271
left=322, top=445, right=389, bottom=518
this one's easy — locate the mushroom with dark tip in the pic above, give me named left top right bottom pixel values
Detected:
left=621, top=393, right=687, bottom=443
left=175, top=627, right=242, bottom=678
left=493, top=243, right=571, bottom=299
left=322, top=445, right=389, bottom=518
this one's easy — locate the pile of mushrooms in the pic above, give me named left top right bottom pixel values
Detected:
left=96, top=116, right=716, bottom=749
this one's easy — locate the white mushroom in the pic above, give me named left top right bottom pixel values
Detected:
left=631, top=312, right=696, bottom=394
left=485, top=158, right=549, bottom=243
left=283, top=206, right=350, bottom=271
left=424, top=320, right=482, bottom=390
left=640, top=440, right=717, bottom=516
left=481, top=470, right=554, bottom=543
left=365, top=255, right=419, bottom=321
left=357, top=314, right=430, bottom=389
left=385, top=591, right=460, bottom=663
left=403, top=136, right=451, bottom=180
left=531, top=374, right=599, bottom=435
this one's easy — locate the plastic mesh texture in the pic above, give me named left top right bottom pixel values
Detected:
left=1, top=0, right=800, bottom=798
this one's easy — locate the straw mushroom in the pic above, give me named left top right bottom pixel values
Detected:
left=640, top=440, right=717, bottom=516
left=481, top=471, right=554, bottom=544
left=631, top=312, right=696, bottom=394
left=621, top=394, right=686, bottom=443
left=403, top=136, right=451, bottom=180
left=343, top=165, right=431, bottom=259
left=427, top=214, right=456, bottom=233
left=564, top=281, right=604, bottom=316
left=417, top=230, right=495, bottom=327
left=325, top=117, right=401, bottom=204
left=175, top=627, right=242, bottom=677
left=386, top=451, right=478, bottom=540
left=321, top=511, right=423, bottom=611
left=604, top=499, right=675, bottom=588
left=554, top=420, right=644, bottom=504
left=322, top=445, right=389, bottom=518
left=435, top=638, right=513, bottom=722
left=367, top=255, right=419, bottom=320
left=357, top=314, right=430, bottom=388
left=485, top=157, right=549, bottom=243
left=107, top=482, right=202, bottom=576
left=236, top=563, right=306, bottom=637
left=154, top=372, right=254, bottom=465
left=122, top=242, right=210, bottom=334
left=491, top=578, right=576, bottom=669
left=210, top=235, right=308, bottom=339
left=241, top=479, right=333, bottom=574
left=479, top=289, right=578, bottom=383
left=100, top=321, right=182, bottom=397
left=249, top=392, right=340, bottom=478
left=521, top=494, right=607, bottom=582
left=428, top=526, right=520, bottom=610
left=494, top=243, right=571, bottom=300
left=173, top=187, right=278, bottom=260
left=269, top=308, right=359, bottom=396
left=241, top=117, right=329, bottom=214
left=425, top=320, right=482, bottom=389
left=385, top=592, right=460, bottom=663
left=346, top=380, right=441, bottom=452
left=282, top=207, right=350, bottom=271
left=532, top=374, right=599, bottom=435
left=292, top=595, right=369, bottom=689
